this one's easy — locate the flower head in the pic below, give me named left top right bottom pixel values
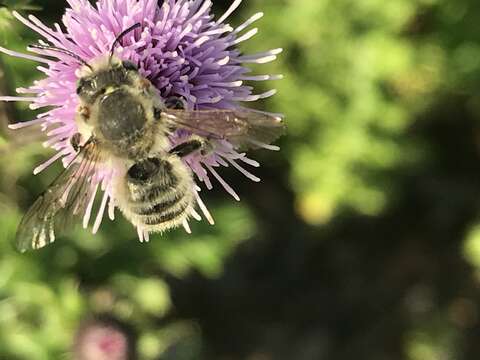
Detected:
left=0, top=0, right=283, bottom=242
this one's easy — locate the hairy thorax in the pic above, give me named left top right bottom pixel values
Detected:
left=75, top=55, right=170, bottom=160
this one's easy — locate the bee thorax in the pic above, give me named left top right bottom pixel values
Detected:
left=98, top=89, right=146, bottom=141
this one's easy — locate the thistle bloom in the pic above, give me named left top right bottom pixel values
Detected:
left=0, top=0, right=282, bottom=240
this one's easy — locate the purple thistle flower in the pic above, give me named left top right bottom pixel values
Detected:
left=0, top=0, right=283, bottom=242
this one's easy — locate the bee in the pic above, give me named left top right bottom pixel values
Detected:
left=15, top=24, right=285, bottom=252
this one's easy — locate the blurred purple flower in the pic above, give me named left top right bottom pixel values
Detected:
left=73, top=316, right=135, bottom=360
left=0, top=0, right=282, bottom=237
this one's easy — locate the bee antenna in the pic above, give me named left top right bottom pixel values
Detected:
left=28, top=44, right=93, bottom=71
left=109, top=23, right=142, bottom=60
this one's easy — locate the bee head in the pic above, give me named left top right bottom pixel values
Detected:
left=76, top=59, right=139, bottom=104
left=77, top=21, right=142, bottom=104
left=76, top=24, right=148, bottom=151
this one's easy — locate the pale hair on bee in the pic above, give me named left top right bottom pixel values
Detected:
left=15, top=23, right=285, bottom=252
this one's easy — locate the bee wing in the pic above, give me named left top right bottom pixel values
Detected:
left=15, top=140, right=101, bottom=252
left=163, top=108, right=285, bottom=150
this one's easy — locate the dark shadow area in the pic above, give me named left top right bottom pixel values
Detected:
left=169, top=95, right=480, bottom=360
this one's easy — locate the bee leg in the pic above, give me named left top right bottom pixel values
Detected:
left=199, top=139, right=215, bottom=156
left=170, top=135, right=216, bottom=158
left=70, top=133, right=82, bottom=152
left=78, top=106, right=90, bottom=120
left=169, top=138, right=203, bottom=158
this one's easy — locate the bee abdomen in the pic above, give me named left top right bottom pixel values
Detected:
left=127, top=159, right=179, bottom=203
left=134, top=191, right=186, bottom=216
left=117, top=155, right=195, bottom=232
left=135, top=181, right=179, bottom=203
left=143, top=201, right=190, bottom=226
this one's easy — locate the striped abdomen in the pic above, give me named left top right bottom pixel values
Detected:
left=118, top=155, right=195, bottom=232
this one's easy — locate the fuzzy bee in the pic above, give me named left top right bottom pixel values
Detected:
left=15, top=24, right=285, bottom=252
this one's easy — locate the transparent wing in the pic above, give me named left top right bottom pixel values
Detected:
left=15, top=140, right=101, bottom=252
left=163, top=108, right=286, bottom=150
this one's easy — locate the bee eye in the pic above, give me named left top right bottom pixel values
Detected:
left=153, top=107, right=162, bottom=120
left=76, top=79, right=84, bottom=95
left=77, top=78, right=95, bottom=96
left=122, top=60, right=138, bottom=71
left=165, top=96, right=186, bottom=110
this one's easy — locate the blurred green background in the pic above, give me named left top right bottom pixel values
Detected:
left=1, top=0, right=480, bottom=359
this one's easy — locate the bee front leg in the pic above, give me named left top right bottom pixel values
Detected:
left=169, top=136, right=214, bottom=158
left=70, top=133, right=82, bottom=152
left=70, top=132, right=92, bottom=153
